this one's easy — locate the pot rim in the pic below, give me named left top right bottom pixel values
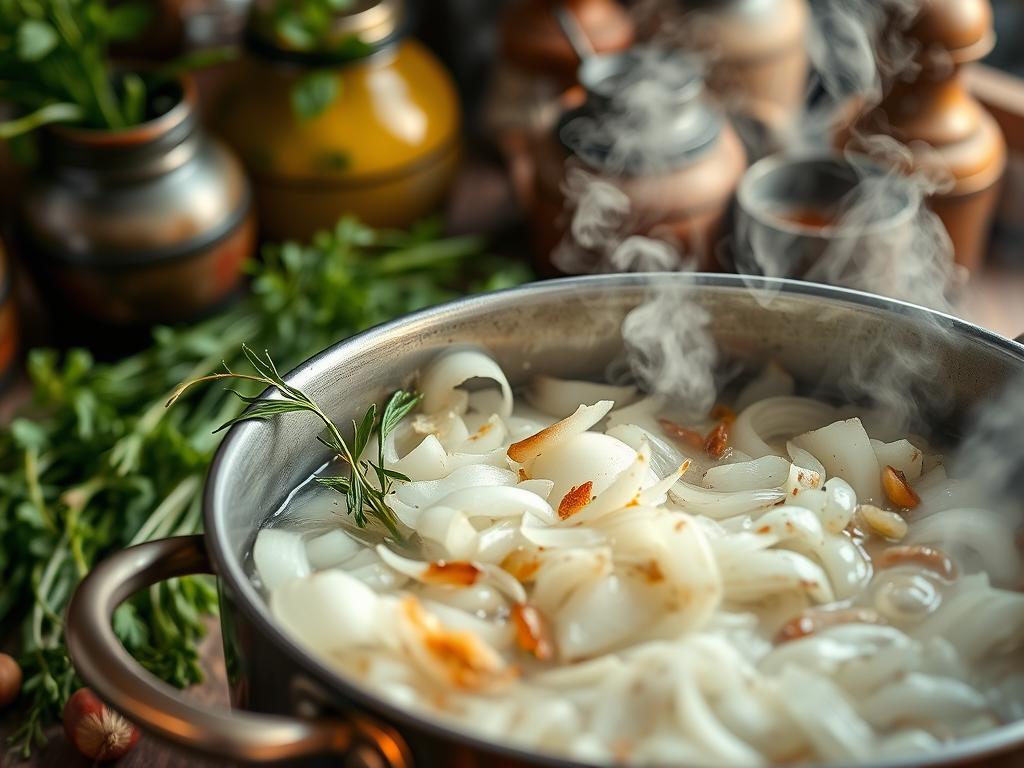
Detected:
left=204, top=272, right=1024, bottom=768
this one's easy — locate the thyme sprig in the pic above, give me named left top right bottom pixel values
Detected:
left=169, top=345, right=419, bottom=537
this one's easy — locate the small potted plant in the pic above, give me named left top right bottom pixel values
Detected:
left=0, top=0, right=255, bottom=346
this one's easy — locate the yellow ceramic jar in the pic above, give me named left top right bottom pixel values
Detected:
left=216, top=0, right=461, bottom=241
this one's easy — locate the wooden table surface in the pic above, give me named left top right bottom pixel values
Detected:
left=1, top=161, right=1023, bottom=766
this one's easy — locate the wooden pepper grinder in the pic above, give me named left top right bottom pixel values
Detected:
left=843, top=0, right=1005, bottom=271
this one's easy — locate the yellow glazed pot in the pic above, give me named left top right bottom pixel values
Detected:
left=217, top=1, right=461, bottom=241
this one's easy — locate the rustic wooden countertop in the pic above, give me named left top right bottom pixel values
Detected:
left=1, top=160, right=1023, bottom=767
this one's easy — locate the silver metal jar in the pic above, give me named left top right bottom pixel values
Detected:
left=17, top=74, right=255, bottom=342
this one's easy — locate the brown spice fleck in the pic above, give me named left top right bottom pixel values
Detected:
left=704, top=422, right=730, bottom=460
left=634, top=560, right=665, bottom=584
left=659, top=418, right=704, bottom=451
left=500, top=550, right=541, bottom=582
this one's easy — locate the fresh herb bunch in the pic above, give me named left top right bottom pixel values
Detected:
left=171, top=345, right=419, bottom=538
left=0, top=216, right=531, bottom=755
left=0, top=0, right=232, bottom=138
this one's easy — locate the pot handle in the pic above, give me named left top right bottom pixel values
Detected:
left=65, top=535, right=411, bottom=767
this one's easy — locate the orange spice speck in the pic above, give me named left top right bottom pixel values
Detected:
left=704, top=422, right=730, bottom=460
left=557, top=481, right=593, bottom=520
left=423, top=561, right=482, bottom=587
left=511, top=604, right=555, bottom=661
left=881, top=465, right=920, bottom=509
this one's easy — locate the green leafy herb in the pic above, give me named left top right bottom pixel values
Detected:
left=0, top=1, right=235, bottom=139
left=169, top=347, right=419, bottom=537
left=291, top=70, right=339, bottom=121
left=0, top=216, right=531, bottom=756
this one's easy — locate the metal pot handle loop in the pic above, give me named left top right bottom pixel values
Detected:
left=65, top=535, right=411, bottom=767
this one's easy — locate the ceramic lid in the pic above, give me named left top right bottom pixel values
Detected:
left=558, top=47, right=723, bottom=175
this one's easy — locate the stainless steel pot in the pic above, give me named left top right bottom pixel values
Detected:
left=66, top=274, right=1024, bottom=767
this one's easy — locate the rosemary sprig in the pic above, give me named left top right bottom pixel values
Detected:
left=168, top=344, right=418, bottom=538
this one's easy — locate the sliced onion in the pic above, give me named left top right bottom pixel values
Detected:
left=783, top=463, right=823, bottom=501
left=669, top=480, right=786, bottom=520
left=391, top=464, right=517, bottom=509
left=458, top=414, right=509, bottom=454
left=390, top=434, right=449, bottom=481
left=436, top=485, right=557, bottom=523
left=305, top=529, right=362, bottom=570
left=271, top=569, right=382, bottom=652
left=735, top=362, right=796, bottom=414
left=732, top=397, right=837, bottom=459
left=521, top=510, right=607, bottom=548
left=607, top=423, right=690, bottom=480
left=606, top=395, right=666, bottom=435
left=530, top=430, right=643, bottom=505
left=474, top=520, right=521, bottom=564
left=907, top=508, right=1020, bottom=585
left=787, top=441, right=827, bottom=479
left=819, top=477, right=857, bottom=533
left=570, top=442, right=654, bottom=524
left=516, top=478, right=555, bottom=500
left=253, top=529, right=311, bottom=590
left=720, top=549, right=835, bottom=603
left=416, top=506, right=479, bottom=559
left=420, top=349, right=514, bottom=418
left=703, top=456, right=790, bottom=491
left=793, top=418, right=881, bottom=503
left=871, top=439, right=924, bottom=481
left=375, top=545, right=527, bottom=604
left=527, top=374, right=638, bottom=418
left=507, top=400, right=614, bottom=464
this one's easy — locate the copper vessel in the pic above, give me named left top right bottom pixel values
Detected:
left=639, top=0, right=810, bottom=144
left=530, top=47, right=747, bottom=275
left=487, top=0, right=635, bottom=204
left=842, top=0, right=1006, bottom=272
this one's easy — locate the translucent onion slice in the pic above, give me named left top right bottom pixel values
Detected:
left=415, top=506, right=478, bottom=560
left=436, top=485, right=557, bottom=523
left=389, top=434, right=448, bottom=481
left=253, top=529, right=311, bottom=591
left=458, top=414, right=508, bottom=454
left=527, top=374, right=638, bottom=418
left=473, top=520, right=521, bottom=564
left=861, top=674, right=989, bottom=729
left=390, top=464, right=518, bottom=509
left=735, top=361, right=796, bottom=414
left=530, top=430, right=643, bottom=505
left=732, top=397, right=837, bottom=459
left=531, top=547, right=614, bottom=617
left=521, top=510, right=606, bottom=549
left=720, top=549, right=835, bottom=603
left=569, top=442, right=654, bottom=524
left=668, top=480, right=786, bottom=520
left=787, top=441, right=827, bottom=479
left=507, top=400, right=614, bottom=465
left=793, top=418, right=882, bottom=503
left=305, top=528, right=362, bottom=570
left=783, top=463, right=823, bottom=501
left=556, top=574, right=658, bottom=661
left=516, top=478, right=555, bottom=500
left=907, top=508, right=1020, bottom=585
left=703, top=456, right=791, bottom=491
left=375, top=545, right=528, bottom=604
left=606, top=395, right=666, bottom=436
left=819, top=477, right=857, bottom=534
left=607, top=422, right=690, bottom=480
left=396, top=596, right=513, bottom=691
left=271, top=569, right=384, bottom=652
left=420, top=349, right=514, bottom=418
left=871, top=439, right=923, bottom=481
